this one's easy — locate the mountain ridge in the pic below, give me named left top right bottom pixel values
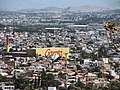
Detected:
left=16, top=5, right=111, bottom=13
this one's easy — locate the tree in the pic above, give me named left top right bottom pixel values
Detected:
left=58, top=72, right=66, bottom=79
left=0, top=75, right=7, bottom=82
left=41, top=72, right=62, bottom=89
left=15, top=77, right=28, bottom=89
left=85, top=83, right=97, bottom=90
left=90, top=52, right=97, bottom=61
left=80, top=51, right=91, bottom=59
left=51, top=80, right=62, bottom=88
left=102, top=80, right=120, bottom=90
left=76, top=78, right=85, bottom=89
left=68, top=84, right=82, bottom=90
left=59, top=87, right=66, bottom=90
left=0, top=74, right=12, bottom=82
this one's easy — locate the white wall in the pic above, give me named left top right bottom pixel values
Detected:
left=48, top=87, right=56, bottom=90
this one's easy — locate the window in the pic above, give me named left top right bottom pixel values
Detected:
left=12, top=87, right=14, bottom=89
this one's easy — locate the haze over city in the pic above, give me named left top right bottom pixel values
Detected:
left=0, top=0, right=120, bottom=11
left=1, top=0, right=120, bottom=89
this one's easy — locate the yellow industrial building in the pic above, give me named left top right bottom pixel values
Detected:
left=27, top=47, right=70, bottom=58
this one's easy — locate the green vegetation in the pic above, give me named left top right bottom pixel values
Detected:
left=80, top=50, right=97, bottom=60
left=15, top=77, right=28, bottom=89
left=0, top=75, right=12, bottom=82
left=41, top=72, right=62, bottom=89
left=67, top=80, right=120, bottom=90
left=0, top=75, right=8, bottom=82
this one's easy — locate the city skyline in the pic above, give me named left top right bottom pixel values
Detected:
left=0, top=0, right=120, bottom=11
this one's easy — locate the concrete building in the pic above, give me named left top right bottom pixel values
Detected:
left=0, top=82, right=14, bottom=90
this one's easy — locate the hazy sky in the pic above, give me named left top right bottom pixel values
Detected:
left=0, top=0, right=120, bottom=11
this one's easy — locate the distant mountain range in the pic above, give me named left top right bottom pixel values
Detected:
left=17, top=5, right=111, bottom=13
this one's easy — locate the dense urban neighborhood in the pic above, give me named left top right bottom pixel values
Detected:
left=0, top=7, right=120, bottom=90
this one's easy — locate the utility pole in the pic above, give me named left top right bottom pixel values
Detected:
left=13, top=58, right=17, bottom=89
left=64, top=53, right=68, bottom=90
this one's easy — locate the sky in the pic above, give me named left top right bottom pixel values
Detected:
left=0, top=0, right=120, bottom=11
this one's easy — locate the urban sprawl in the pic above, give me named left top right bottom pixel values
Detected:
left=0, top=8, right=120, bottom=90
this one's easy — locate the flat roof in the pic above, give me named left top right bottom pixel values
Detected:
left=4, top=52, right=26, bottom=56
left=45, top=28, right=62, bottom=30
left=97, top=29, right=106, bottom=31
left=68, top=25, right=88, bottom=28
left=5, top=52, right=26, bottom=54
left=29, top=47, right=69, bottom=50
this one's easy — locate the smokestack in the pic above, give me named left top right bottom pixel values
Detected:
left=6, top=35, right=9, bottom=45
left=6, top=35, right=10, bottom=52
